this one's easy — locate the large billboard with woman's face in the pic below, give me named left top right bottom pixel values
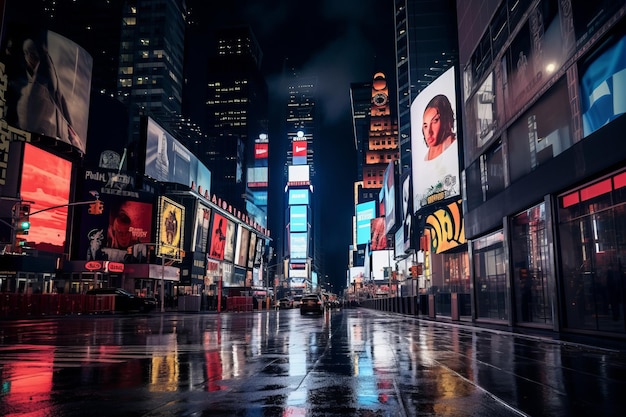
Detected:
left=20, top=143, right=72, bottom=253
left=0, top=18, right=92, bottom=154
left=410, top=67, right=459, bottom=213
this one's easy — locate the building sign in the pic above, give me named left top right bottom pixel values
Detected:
left=424, top=199, right=465, bottom=254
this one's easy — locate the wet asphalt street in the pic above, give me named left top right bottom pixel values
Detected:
left=0, top=307, right=625, bottom=417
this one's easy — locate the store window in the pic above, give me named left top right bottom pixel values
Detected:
left=508, top=78, right=573, bottom=182
left=511, top=203, right=554, bottom=326
left=558, top=170, right=626, bottom=333
left=472, top=230, right=508, bottom=321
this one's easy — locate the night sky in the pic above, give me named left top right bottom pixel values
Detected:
left=189, top=0, right=396, bottom=290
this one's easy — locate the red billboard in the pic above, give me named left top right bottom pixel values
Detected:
left=254, top=143, right=269, bottom=159
left=208, top=212, right=227, bottom=260
left=20, top=143, right=72, bottom=253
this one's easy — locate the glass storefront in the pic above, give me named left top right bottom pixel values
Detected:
left=511, top=203, right=554, bottom=327
left=558, top=170, right=626, bottom=334
left=472, top=230, right=508, bottom=321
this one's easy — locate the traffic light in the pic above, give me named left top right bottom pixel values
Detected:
left=88, top=200, right=104, bottom=215
left=15, top=204, right=31, bottom=235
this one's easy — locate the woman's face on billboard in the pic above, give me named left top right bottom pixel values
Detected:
left=422, top=107, right=442, bottom=147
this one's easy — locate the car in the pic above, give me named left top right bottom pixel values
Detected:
left=86, top=287, right=157, bottom=313
left=300, top=294, right=324, bottom=315
left=292, top=295, right=303, bottom=308
left=278, top=297, right=293, bottom=309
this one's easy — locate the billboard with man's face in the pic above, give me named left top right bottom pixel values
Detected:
left=410, top=67, right=459, bottom=213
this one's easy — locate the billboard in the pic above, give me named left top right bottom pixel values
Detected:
left=356, top=200, right=376, bottom=245
left=401, top=170, right=412, bottom=253
left=157, top=196, right=184, bottom=259
left=370, top=217, right=388, bottom=251
left=193, top=203, right=211, bottom=253
left=247, top=232, right=257, bottom=269
left=208, top=212, right=227, bottom=260
left=292, top=141, right=307, bottom=165
left=290, top=232, right=307, bottom=261
left=254, top=143, right=269, bottom=160
left=289, top=205, right=307, bottom=232
left=224, top=218, right=236, bottom=263
left=234, top=225, right=250, bottom=267
left=424, top=199, right=465, bottom=254
left=579, top=32, right=626, bottom=137
left=145, top=117, right=212, bottom=195
left=410, top=67, right=460, bottom=212
left=288, top=188, right=309, bottom=205
left=383, top=161, right=400, bottom=235
left=0, top=25, right=92, bottom=154
left=288, top=165, right=310, bottom=185
left=20, top=143, right=71, bottom=253
left=247, top=166, right=268, bottom=188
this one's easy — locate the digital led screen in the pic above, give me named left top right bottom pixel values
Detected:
left=288, top=165, right=310, bottom=183
left=0, top=25, right=92, bottom=154
left=254, top=143, right=268, bottom=159
left=234, top=225, right=250, bottom=267
left=292, top=141, right=307, bottom=165
left=247, top=232, right=257, bottom=269
left=410, top=67, right=460, bottom=212
left=580, top=33, right=626, bottom=137
left=247, top=167, right=268, bottom=187
left=356, top=200, right=376, bottom=245
left=20, top=143, right=71, bottom=253
left=289, top=205, right=307, bottom=232
left=290, top=232, right=307, bottom=261
left=288, top=188, right=309, bottom=205
left=370, top=217, right=388, bottom=251
left=145, top=117, right=212, bottom=194
left=383, top=161, right=398, bottom=235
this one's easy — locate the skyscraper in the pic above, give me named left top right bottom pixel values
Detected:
left=198, top=26, right=269, bottom=214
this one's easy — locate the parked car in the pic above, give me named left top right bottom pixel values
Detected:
left=300, top=293, right=324, bottom=315
left=278, top=297, right=294, bottom=309
left=292, top=295, right=303, bottom=308
left=86, top=288, right=157, bottom=313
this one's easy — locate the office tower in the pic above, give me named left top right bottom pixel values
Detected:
left=394, top=0, right=458, bottom=172
left=116, top=0, right=187, bottom=146
left=350, top=81, right=373, bottom=185
left=198, top=26, right=269, bottom=214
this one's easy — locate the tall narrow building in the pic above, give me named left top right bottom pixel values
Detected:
left=199, top=26, right=269, bottom=214
left=283, top=73, right=319, bottom=294
left=116, top=0, right=187, bottom=145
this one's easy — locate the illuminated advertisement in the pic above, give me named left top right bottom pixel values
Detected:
left=288, top=188, right=309, bottom=205
left=224, top=218, right=236, bottom=263
left=145, top=117, right=212, bottom=195
left=247, top=232, right=257, bottom=269
left=157, top=196, right=184, bottom=259
left=383, top=161, right=399, bottom=235
left=289, top=205, right=307, bottom=232
left=0, top=24, right=92, bottom=154
left=424, top=199, right=465, bottom=254
left=401, top=170, right=412, bottom=253
left=370, top=217, right=388, bottom=251
left=292, top=141, right=307, bottom=165
left=20, top=144, right=71, bottom=253
left=208, top=212, right=227, bottom=260
left=410, top=67, right=460, bottom=212
left=234, top=225, right=250, bottom=267
left=580, top=32, right=626, bottom=137
left=356, top=200, right=376, bottom=245
left=247, top=166, right=268, bottom=187
left=371, top=250, right=393, bottom=280
left=290, top=232, right=307, bottom=261
left=254, top=143, right=269, bottom=159
left=193, top=203, right=211, bottom=253
left=288, top=165, right=310, bottom=186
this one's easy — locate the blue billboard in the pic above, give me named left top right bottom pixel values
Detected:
left=356, top=200, right=376, bottom=245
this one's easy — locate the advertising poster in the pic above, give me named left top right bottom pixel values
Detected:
left=157, top=196, right=184, bottom=259
left=247, top=232, right=257, bottom=269
left=0, top=23, right=92, bottom=153
left=193, top=203, right=211, bottom=253
left=235, top=226, right=250, bottom=267
left=410, top=67, right=460, bottom=212
left=19, top=143, right=71, bottom=253
left=224, top=218, right=236, bottom=263
left=208, top=212, right=227, bottom=260
left=96, top=200, right=153, bottom=263
left=370, top=217, right=388, bottom=251
left=356, top=200, right=377, bottom=245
